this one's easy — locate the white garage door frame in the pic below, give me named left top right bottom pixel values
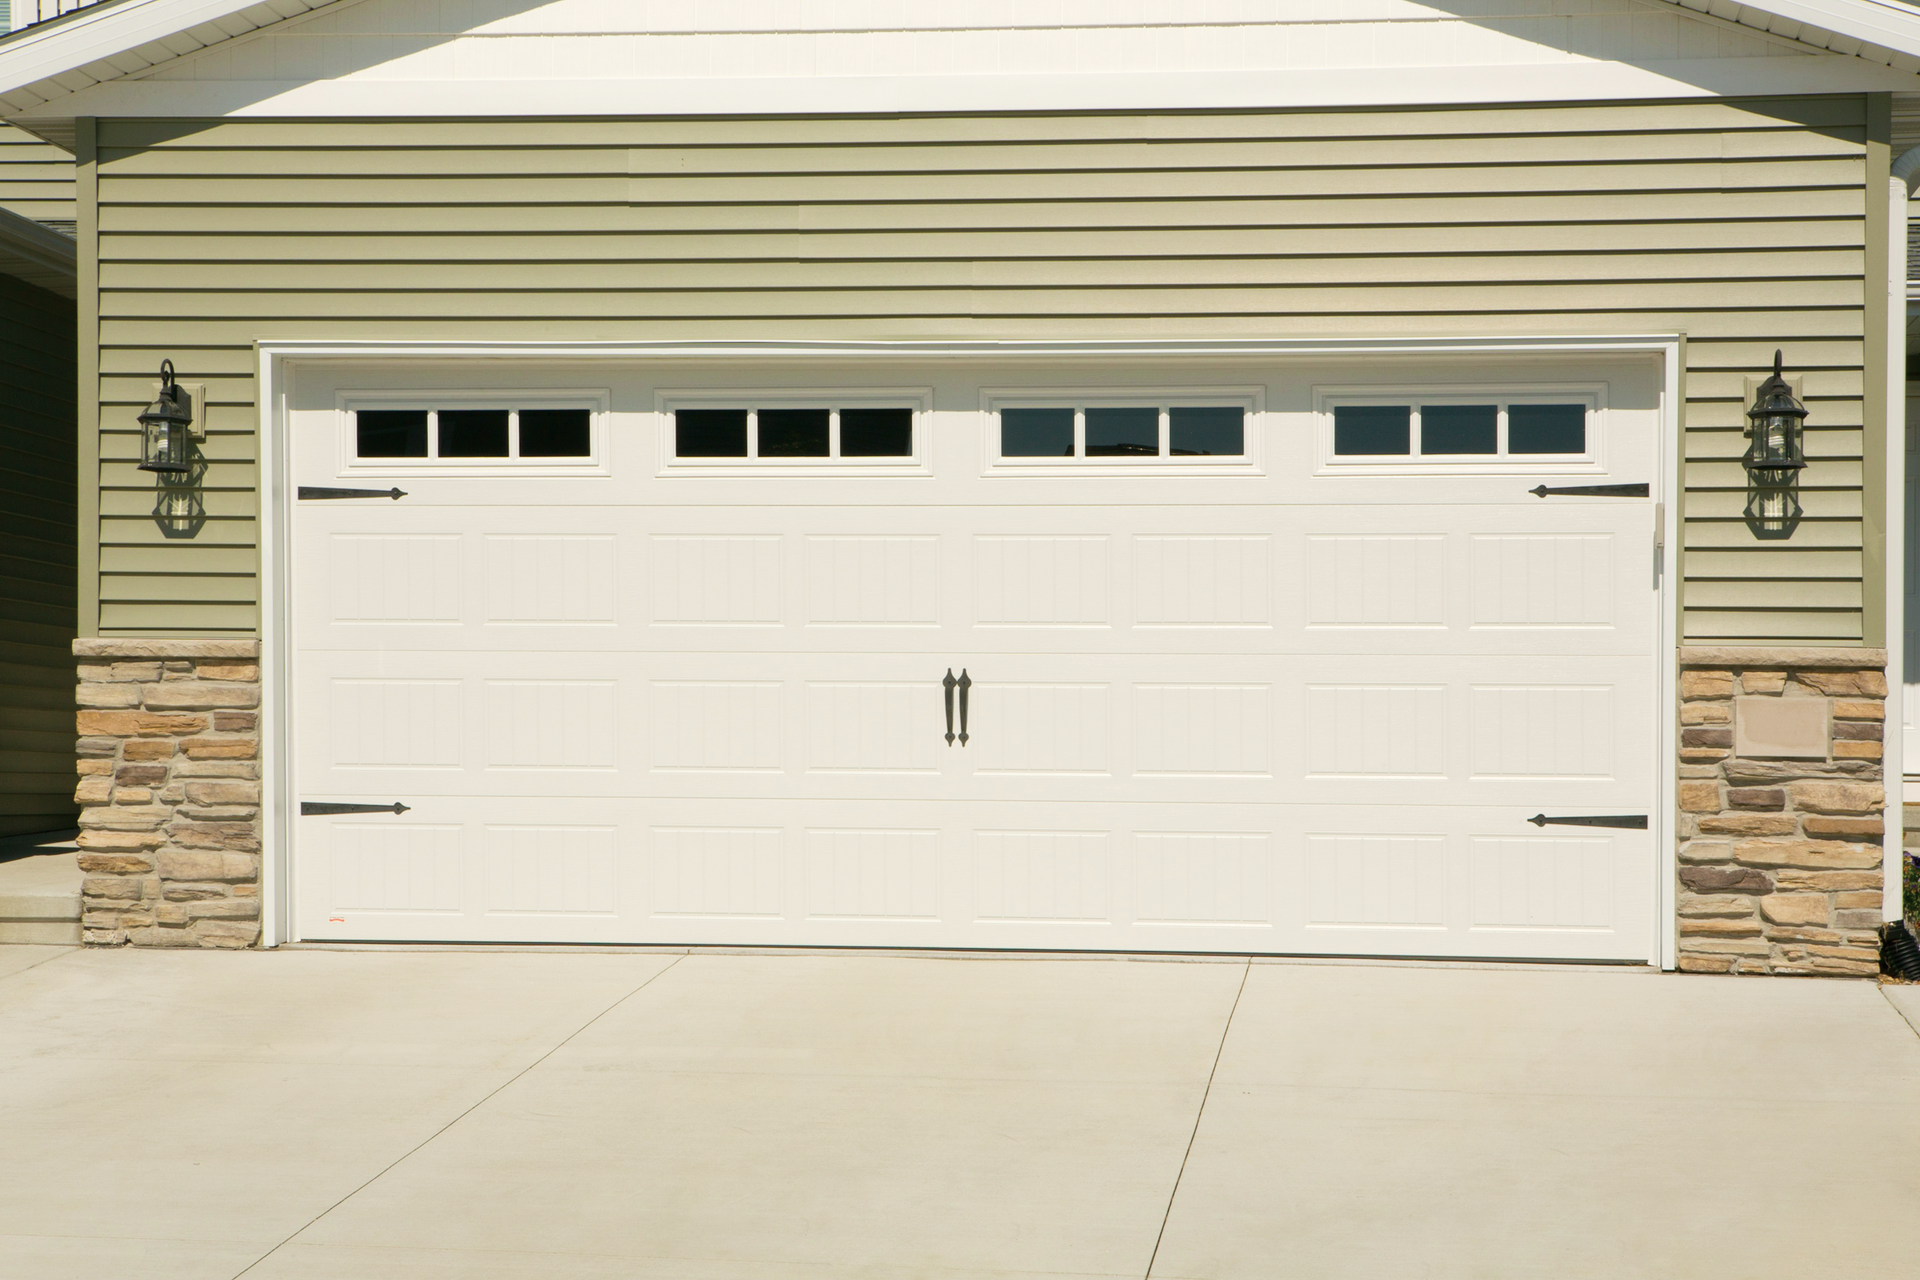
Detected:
left=254, top=335, right=1684, bottom=966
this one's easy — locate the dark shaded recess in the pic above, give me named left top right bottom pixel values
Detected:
left=759, top=408, right=830, bottom=457
left=1333, top=405, right=1410, bottom=456
left=356, top=409, right=427, bottom=458
left=520, top=408, right=592, bottom=457
left=439, top=409, right=509, bottom=457
left=675, top=408, right=747, bottom=457
left=840, top=407, right=913, bottom=457
left=1421, top=404, right=1497, bottom=455
left=1086, top=406, right=1159, bottom=456
left=1002, top=406, right=1074, bottom=457
left=1508, top=403, right=1586, bottom=455
left=1169, top=405, right=1243, bottom=456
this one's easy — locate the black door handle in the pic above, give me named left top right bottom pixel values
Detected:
left=298, top=486, right=407, bottom=500
left=957, top=669, right=971, bottom=746
left=942, top=669, right=957, bottom=746
left=1528, top=483, right=1649, bottom=498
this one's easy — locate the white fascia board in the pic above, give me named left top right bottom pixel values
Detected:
left=23, top=55, right=1920, bottom=124
left=0, top=0, right=327, bottom=99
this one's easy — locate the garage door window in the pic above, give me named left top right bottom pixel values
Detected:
left=986, top=389, right=1260, bottom=473
left=659, top=390, right=931, bottom=474
left=343, top=394, right=607, bottom=475
left=1318, top=388, right=1601, bottom=474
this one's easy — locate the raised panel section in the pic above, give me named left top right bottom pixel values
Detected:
left=329, top=679, right=463, bottom=770
left=484, top=535, right=615, bottom=624
left=1134, top=684, right=1271, bottom=777
left=1469, top=836, right=1613, bottom=929
left=331, top=824, right=463, bottom=913
left=650, top=535, right=781, bottom=626
left=1306, top=834, right=1446, bottom=928
left=328, top=534, right=460, bottom=624
left=804, top=536, right=938, bottom=626
left=1306, top=535, right=1444, bottom=628
left=1134, top=535, right=1271, bottom=627
left=485, top=825, right=616, bottom=915
left=1468, top=685, right=1615, bottom=780
left=647, top=681, right=783, bottom=773
left=1133, top=832, right=1270, bottom=926
left=975, top=536, right=1109, bottom=626
left=1306, top=685, right=1445, bottom=778
left=805, top=682, right=939, bottom=774
left=972, top=683, right=1109, bottom=775
left=1470, top=534, right=1614, bottom=628
left=484, top=680, right=616, bottom=771
left=805, top=828, right=938, bottom=921
left=974, top=830, right=1110, bottom=924
left=649, top=827, right=783, bottom=918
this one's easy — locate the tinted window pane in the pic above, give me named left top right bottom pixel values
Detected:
left=675, top=408, right=747, bottom=457
left=439, top=409, right=509, bottom=457
left=356, top=409, right=427, bottom=458
left=1002, top=407, right=1074, bottom=457
left=1420, top=403, right=1496, bottom=455
left=519, top=408, right=591, bottom=457
left=1509, top=403, right=1587, bottom=454
left=1086, top=406, right=1159, bottom=456
left=1169, top=405, right=1243, bottom=456
left=758, top=408, right=830, bottom=457
left=840, top=407, right=913, bottom=457
left=1333, top=405, right=1410, bottom=455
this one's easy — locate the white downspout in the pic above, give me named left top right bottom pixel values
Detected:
left=1885, top=147, right=1920, bottom=924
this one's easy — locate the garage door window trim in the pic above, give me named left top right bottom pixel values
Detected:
left=1314, top=384, right=1606, bottom=477
left=658, top=387, right=932, bottom=476
left=983, top=385, right=1264, bottom=475
left=337, top=389, right=611, bottom=477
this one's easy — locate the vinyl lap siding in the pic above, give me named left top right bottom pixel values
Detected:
left=0, top=270, right=76, bottom=836
left=0, top=121, right=74, bottom=229
left=90, top=98, right=1872, bottom=641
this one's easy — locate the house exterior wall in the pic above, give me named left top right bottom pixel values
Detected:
left=0, top=120, right=71, bottom=228
left=81, top=97, right=1883, bottom=644
left=0, top=266, right=73, bottom=838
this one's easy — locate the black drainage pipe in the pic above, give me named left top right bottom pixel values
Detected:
left=1882, top=920, right=1920, bottom=981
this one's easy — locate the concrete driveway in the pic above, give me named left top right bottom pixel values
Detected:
left=2, top=946, right=1917, bottom=1280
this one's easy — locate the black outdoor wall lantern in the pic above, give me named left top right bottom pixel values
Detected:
left=1743, top=349, right=1807, bottom=539
left=137, top=359, right=194, bottom=474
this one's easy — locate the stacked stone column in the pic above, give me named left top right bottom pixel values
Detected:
left=1676, top=647, right=1886, bottom=976
left=72, top=639, right=263, bottom=948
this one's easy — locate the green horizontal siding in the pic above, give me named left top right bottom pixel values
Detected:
left=89, top=97, right=1877, bottom=642
left=0, top=122, right=74, bottom=227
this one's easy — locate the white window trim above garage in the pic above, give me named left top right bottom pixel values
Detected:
left=336, top=389, right=611, bottom=478
left=1313, top=383, right=1607, bottom=478
left=982, top=385, right=1264, bottom=477
left=254, top=335, right=1686, bottom=967
left=656, top=386, right=932, bottom=477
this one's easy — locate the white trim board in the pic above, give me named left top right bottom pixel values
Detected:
left=256, top=334, right=1683, bottom=964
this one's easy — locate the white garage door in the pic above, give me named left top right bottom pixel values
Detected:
left=288, top=360, right=1658, bottom=960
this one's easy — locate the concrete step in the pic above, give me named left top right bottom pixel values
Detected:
left=0, top=831, right=82, bottom=946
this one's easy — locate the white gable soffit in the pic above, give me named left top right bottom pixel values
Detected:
left=0, top=0, right=340, bottom=125
left=6, top=0, right=1920, bottom=133
left=1660, top=0, right=1920, bottom=69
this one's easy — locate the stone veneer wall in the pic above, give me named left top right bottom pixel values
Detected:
left=1677, top=646, right=1886, bottom=977
left=72, top=638, right=263, bottom=948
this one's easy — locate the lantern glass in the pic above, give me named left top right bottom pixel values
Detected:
left=141, top=415, right=190, bottom=473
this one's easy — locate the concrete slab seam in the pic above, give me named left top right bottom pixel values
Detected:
left=224, top=954, right=687, bottom=1280
left=1144, top=958, right=1250, bottom=1280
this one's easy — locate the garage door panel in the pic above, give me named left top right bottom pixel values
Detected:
left=290, top=360, right=1660, bottom=960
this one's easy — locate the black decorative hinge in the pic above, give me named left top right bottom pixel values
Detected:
left=1527, top=813, right=1647, bottom=829
left=298, top=486, right=407, bottom=501
left=1529, top=483, right=1649, bottom=498
left=300, top=801, right=411, bottom=816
